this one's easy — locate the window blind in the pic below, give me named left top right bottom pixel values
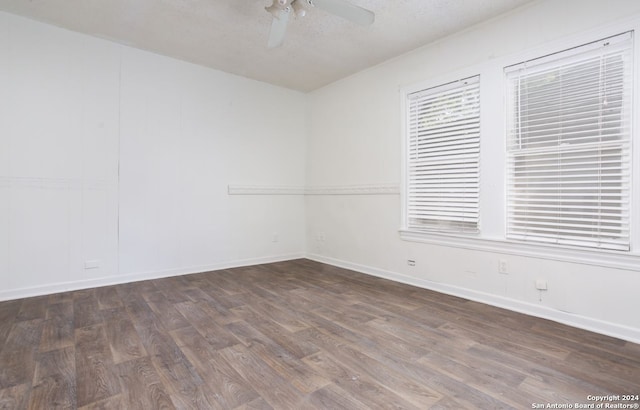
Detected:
left=505, top=32, right=633, bottom=251
left=406, top=76, right=480, bottom=233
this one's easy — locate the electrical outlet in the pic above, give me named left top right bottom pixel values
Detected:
left=272, top=233, right=279, bottom=243
left=535, top=279, right=548, bottom=290
left=498, top=259, right=508, bottom=274
left=316, top=233, right=325, bottom=242
left=407, top=259, right=416, bottom=267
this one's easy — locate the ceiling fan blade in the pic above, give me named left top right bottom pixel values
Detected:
left=267, top=8, right=291, bottom=48
left=310, top=0, right=374, bottom=26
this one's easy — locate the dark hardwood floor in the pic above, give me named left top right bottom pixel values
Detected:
left=0, top=259, right=638, bottom=409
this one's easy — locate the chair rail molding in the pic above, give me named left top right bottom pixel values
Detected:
left=227, top=185, right=306, bottom=195
left=227, top=183, right=400, bottom=196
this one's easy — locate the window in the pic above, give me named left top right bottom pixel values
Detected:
left=505, top=32, right=633, bottom=251
left=405, top=76, right=480, bottom=234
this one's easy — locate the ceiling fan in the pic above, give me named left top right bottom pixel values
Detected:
left=265, top=0, right=375, bottom=48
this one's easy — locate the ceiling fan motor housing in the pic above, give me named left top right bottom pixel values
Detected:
left=266, top=0, right=374, bottom=48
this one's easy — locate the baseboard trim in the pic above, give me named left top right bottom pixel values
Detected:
left=305, top=253, right=640, bottom=344
left=0, top=253, right=305, bottom=302
left=4, top=251, right=638, bottom=344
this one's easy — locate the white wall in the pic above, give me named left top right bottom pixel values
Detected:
left=305, top=0, right=640, bottom=343
left=117, top=46, right=306, bottom=278
left=0, top=11, right=306, bottom=299
left=0, top=12, right=121, bottom=296
left=3, top=0, right=640, bottom=343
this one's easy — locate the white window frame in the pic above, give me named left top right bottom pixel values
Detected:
left=401, top=74, right=481, bottom=236
left=504, top=32, right=633, bottom=252
left=400, top=17, right=640, bottom=271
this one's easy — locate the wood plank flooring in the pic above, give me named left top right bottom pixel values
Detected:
left=0, top=259, right=638, bottom=409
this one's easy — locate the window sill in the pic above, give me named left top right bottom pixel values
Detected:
left=399, top=229, right=640, bottom=272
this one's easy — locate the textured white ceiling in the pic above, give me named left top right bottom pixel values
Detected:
left=0, top=0, right=535, bottom=91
